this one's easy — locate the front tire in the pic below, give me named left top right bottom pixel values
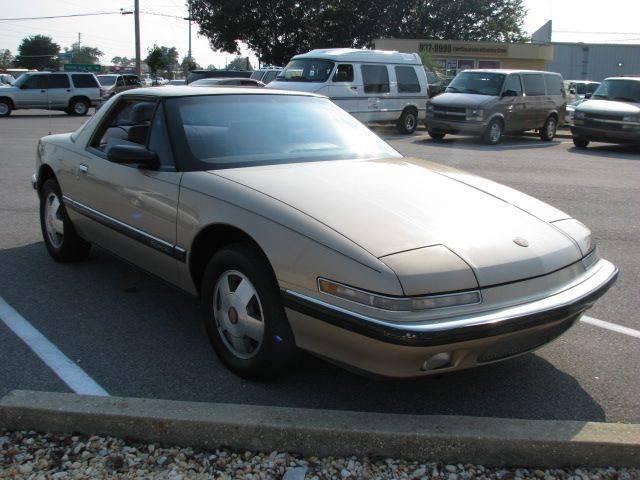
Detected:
left=39, top=178, right=91, bottom=262
left=0, top=99, right=12, bottom=117
left=68, top=98, right=89, bottom=116
left=540, top=116, right=557, bottom=141
left=428, top=129, right=446, bottom=140
left=573, top=136, right=590, bottom=148
left=397, top=109, right=418, bottom=134
left=200, top=243, right=295, bottom=379
left=483, top=118, right=504, bottom=145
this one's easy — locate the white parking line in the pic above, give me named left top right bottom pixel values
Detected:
left=581, top=315, right=640, bottom=339
left=0, top=296, right=109, bottom=396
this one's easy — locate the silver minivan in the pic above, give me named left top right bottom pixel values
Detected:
left=426, top=69, right=566, bottom=144
left=0, top=71, right=101, bottom=117
left=267, top=48, right=430, bottom=134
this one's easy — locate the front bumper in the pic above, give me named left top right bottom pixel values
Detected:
left=283, top=259, right=617, bottom=377
left=571, top=125, right=640, bottom=144
left=426, top=118, right=487, bottom=134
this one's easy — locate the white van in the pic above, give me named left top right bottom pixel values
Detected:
left=266, top=48, right=429, bottom=133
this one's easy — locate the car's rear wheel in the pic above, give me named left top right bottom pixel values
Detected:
left=397, top=109, right=418, bottom=134
left=200, top=243, right=295, bottom=379
left=0, top=99, right=12, bottom=117
left=483, top=118, right=503, bottom=145
left=68, top=98, right=89, bottom=116
left=573, top=136, right=590, bottom=148
left=540, top=116, right=557, bottom=141
left=428, top=129, right=446, bottom=140
left=39, top=178, right=91, bottom=262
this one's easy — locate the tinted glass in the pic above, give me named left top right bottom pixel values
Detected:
left=124, top=76, right=140, bottom=86
left=586, top=83, right=600, bottom=94
left=395, top=66, right=420, bottom=93
left=544, top=74, right=563, bottom=95
left=446, top=71, right=505, bottom=96
left=361, top=65, right=390, bottom=93
left=503, top=74, right=522, bottom=95
left=277, top=59, right=334, bottom=82
left=48, top=74, right=70, bottom=89
left=20, top=74, right=46, bottom=89
left=522, top=74, right=546, bottom=96
left=92, top=99, right=157, bottom=151
left=593, top=79, right=640, bottom=102
left=250, top=71, right=263, bottom=80
left=263, top=71, right=278, bottom=83
left=97, top=75, right=117, bottom=86
left=164, top=95, right=400, bottom=171
left=333, top=64, right=354, bottom=82
left=72, top=74, right=99, bottom=88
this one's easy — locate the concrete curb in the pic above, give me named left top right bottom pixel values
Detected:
left=1, top=390, right=639, bottom=467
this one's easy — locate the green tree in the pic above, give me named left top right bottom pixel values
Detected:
left=14, top=35, right=60, bottom=70
left=188, top=0, right=527, bottom=66
left=64, top=42, right=103, bottom=64
left=226, top=56, right=252, bottom=71
left=181, top=56, right=200, bottom=75
left=419, top=49, right=439, bottom=74
left=144, top=45, right=179, bottom=77
left=0, top=49, right=12, bottom=69
left=111, top=56, right=135, bottom=67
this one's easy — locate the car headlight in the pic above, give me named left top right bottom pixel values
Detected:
left=466, top=108, right=484, bottom=121
left=574, top=111, right=586, bottom=120
left=318, top=278, right=481, bottom=312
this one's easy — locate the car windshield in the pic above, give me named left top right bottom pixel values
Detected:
left=276, top=59, right=334, bottom=82
left=592, top=79, right=640, bottom=103
left=446, top=71, right=506, bottom=96
left=164, top=94, right=400, bottom=170
left=97, top=75, right=118, bottom=86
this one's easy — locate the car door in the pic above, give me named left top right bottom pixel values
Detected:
left=14, top=74, right=47, bottom=108
left=70, top=97, right=183, bottom=282
left=327, top=64, right=360, bottom=116
left=360, top=64, right=390, bottom=122
left=501, top=74, right=526, bottom=131
left=46, top=74, right=72, bottom=108
left=521, top=73, right=547, bottom=127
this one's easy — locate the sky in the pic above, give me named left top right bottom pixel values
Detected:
left=0, top=0, right=639, bottom=69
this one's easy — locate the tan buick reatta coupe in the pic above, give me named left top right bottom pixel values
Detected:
left=33, top=87, right=617, bottom=378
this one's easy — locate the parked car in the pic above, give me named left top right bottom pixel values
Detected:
left=32, top=87, right=617, bottom=379
left=267, top=48, right=430, bottom=134
left=0, top=73, right=16, bottom=85
left=565, top=80, right=600, bottom=104
left=190, top=78, right=265, bottom=88
left=426, top=69, right=566, bottom=144
left=250, top=66, right=283, bottom=84
left=571, top=77, right=640, bottom=148
left=97, top=74, right=142, bottom=99
left=0, top=71, right=101, bottom=117
left=186, top=69, right=252, bottom=85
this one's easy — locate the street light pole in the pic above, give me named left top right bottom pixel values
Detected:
left=184, top=4, right=192, bottom=61
left=134, top=0, right=141, bottom=77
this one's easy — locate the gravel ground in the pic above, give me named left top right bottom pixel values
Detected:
left=0, top=430, right=638, bottom=480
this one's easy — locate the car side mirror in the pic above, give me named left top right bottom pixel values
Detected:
left=584, top=92, right=592, bottom=99
left=333, top=71, right=349, bottom=82
left=107, top=144, right=159, bottom=169
left=502, top=89, right=518, bottom=97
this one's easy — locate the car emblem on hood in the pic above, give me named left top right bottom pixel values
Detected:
left=513, top=237, right=529, bottom=247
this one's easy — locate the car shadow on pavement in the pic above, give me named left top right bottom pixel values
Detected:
left=0, top=242, right=605, bottom=422
left=567, top=144, right=640, bottom=160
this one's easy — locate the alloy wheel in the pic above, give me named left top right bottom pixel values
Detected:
left=44, top=192, right=64, bottom=248
left=0, top=102, right=8, bottom=116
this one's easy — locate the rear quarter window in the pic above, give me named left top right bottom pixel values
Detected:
left=72, top=74, right=99, bottom=88
left=522, top=74, right=546, bottom=96
left=395, top=66, right=421, bottom=93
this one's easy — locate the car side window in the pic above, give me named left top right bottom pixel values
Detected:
left=503, top=74, right=523, bottom=96
left=361, top=65, right=390, bottom=93
left=116, top=77, right=125, bottom=87
left=395, top=66, right=421, bottom=93
left=48, top=74, right=70, bottom=89
left=333, top=64, right=354, bottom=82
left=72, top=74, right=99, bottom=88
left=263, top=71, right=278, bottom=83
left=544, top=74, right=563, bottom=96
left=125, top=76, right=140, bottom=86
left=522, top=74, right=546, bottom=96
left=89, top=98, right=158, bottom=154
left=22, top=75, right=46, bottom=89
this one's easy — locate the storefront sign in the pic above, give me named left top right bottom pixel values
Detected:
left=419, top=42, right=509, bottom=57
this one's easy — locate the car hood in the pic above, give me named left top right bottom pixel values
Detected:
left=430, top=92, right=495, bottom=108
left=213, top=157, right=582, bottom=287
left=577, top=99, right=640, bottom=115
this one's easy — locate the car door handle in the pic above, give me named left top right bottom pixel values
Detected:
left=349, top=86, right=358, bottom=90
left=79, top=164, right=89, bottom=175
left=40, top=90, right=46, bottom=93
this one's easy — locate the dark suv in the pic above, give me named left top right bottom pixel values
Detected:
left=571, top=77, right=640, bottom=148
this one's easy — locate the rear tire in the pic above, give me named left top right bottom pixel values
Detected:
left=397, top=109, right=418, bottom=134
left=39, top=178, right=91, bottom=262
left=200, top=243, right=295, bottom=379
left=482, top=118, right=503, bottom=145
left=428, top=129, right=446, bottom=141
left=540, top=116, right=557, bottom=141
left=573, top=136, right=590, bottom=148
left=68, top=98, right=89, bottom=116
left=0, top=99, right=11, bottom=117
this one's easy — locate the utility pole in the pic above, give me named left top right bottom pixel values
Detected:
left=134, top=0, right=141, bottom=77
left=77, top=32, right=81, bottom=49
left=184, top=4, right=192, bottom=61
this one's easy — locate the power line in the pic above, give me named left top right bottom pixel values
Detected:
left=0, top=11, right=122, bottom=22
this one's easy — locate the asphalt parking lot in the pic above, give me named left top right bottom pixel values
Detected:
left=1, top=110, right=639, bottom=424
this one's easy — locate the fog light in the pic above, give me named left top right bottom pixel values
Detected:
left=422, top=352, right=452, bottom=371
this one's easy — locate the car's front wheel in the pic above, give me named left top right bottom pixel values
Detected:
left=482, top=118, right=503, bottom=145
left=573, top=136, right=590, bottom=148
left=39, top=178, right=91, bottom=262
left=0, top=99, right=12, bottom=117
left=200, top=243, right=295, bottom=379
left=428, top=129, right=446, bottom=140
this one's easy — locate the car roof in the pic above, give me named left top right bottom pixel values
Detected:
left=462, top=69, right=562, bottom=75
left=604, top=76, right=640, bottom=82
left=119, top=86, right=322, bottom=98
left=565, top=79, right=600, bottom=84
left=194, top=77, right=258, bottom=82
left=293, top=48, right=421, bottom=65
